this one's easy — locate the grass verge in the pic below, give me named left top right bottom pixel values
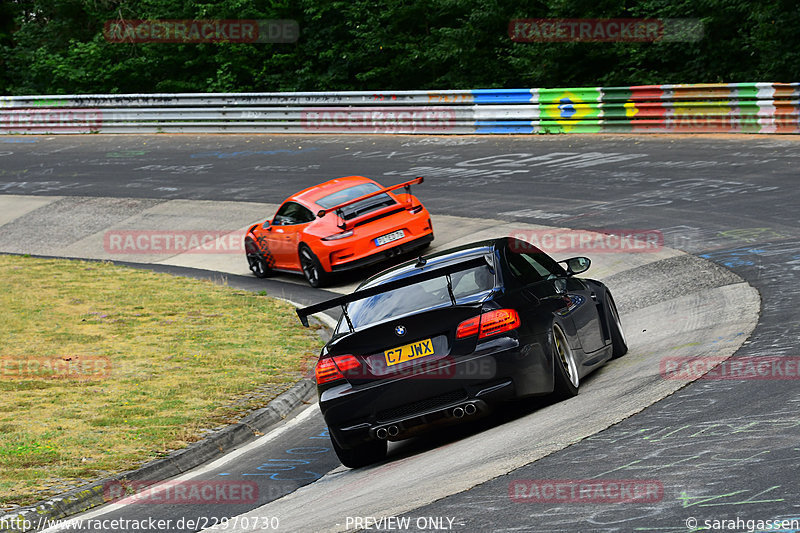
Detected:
left=0, top=255, right=323, bottom=510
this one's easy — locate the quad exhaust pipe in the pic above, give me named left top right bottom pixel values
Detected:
left=375, top=403, right=480, bottom=438
left=376, top=425, right=400, bottom=439
left=452, top=402, right=478, bottom=418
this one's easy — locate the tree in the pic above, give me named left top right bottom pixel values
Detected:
left=1, top=0, right=797, bottom=95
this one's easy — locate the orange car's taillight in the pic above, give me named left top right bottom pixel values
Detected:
left=457, top=309, right=521, bottom=339
left=322, top=230, right=354, bottom=241
left=315, top=354, right=361, bottom=384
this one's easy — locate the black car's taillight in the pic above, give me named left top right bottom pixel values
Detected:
left=315, top=354, right=361, bottom=385
left=456, top=309, right=521, bottom=339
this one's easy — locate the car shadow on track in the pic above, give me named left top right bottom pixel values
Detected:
left=380, top=371, right=605, bottom=465
left=261, top=248, right=426, bottom=292
left=326, top=247, right=433, bottom=289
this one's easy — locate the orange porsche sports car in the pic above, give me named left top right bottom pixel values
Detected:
left=244, top=176, right=434, bottom=287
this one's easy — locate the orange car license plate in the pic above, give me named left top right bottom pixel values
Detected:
left=384, top=338, right=434, bottom=366
left=375, top=229, right=404, bottom=246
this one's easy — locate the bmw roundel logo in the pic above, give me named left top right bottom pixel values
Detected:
left=395, top=325, right=407, bottom=336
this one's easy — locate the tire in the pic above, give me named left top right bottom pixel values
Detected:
left=245, top=238, right=272, bottom=279
left=605, top=293, right=628, bottom=359
left=330, top=436, right=387, bottom=469
left=299, top=244, right=330, bottom=288
left=551, top=322, right=580, bottom=400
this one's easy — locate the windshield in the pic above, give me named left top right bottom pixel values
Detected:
left=336, top=265, right=495, bottom=334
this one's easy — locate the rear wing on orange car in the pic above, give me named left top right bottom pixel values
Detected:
left=296, top=255, right=494, bottom=328
left=314, top=176, right=424, bottom=219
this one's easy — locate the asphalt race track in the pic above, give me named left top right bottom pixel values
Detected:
left=1, top=134, right=799, bottom=533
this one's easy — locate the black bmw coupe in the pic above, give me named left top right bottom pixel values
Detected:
left=297, top=237, right=627, bottom=468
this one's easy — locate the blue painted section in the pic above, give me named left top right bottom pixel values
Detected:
left=472, top=89, right=535, bottom=104
left=700, top=247, right=767, bottom=268
left=474, top=123, right=536, bottom=134
left=558, top=98, right=576, bottom=118
left=233, top=429, right=330, bottom=482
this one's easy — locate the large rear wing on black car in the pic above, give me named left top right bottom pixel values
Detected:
left=296, top=255, right=494, bottom=327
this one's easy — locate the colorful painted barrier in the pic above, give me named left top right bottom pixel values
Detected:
left=1, top=83, right=797, bottom=134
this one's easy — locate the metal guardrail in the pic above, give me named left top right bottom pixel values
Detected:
left=1, top=83, right=798, bottom=134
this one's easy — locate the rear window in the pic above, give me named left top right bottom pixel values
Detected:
left=317, top=183, right=380, bottom=208
left=316, top=183, right=395, bottom=220
left=337, top=265, right=495, bottom=332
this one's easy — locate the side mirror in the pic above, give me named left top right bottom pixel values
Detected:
left=262, top=220, right=271, bottom=230
left=562, top=257, right=591, bottom=276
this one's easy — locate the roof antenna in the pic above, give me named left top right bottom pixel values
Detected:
left=415, top=256, right=427, bottom=268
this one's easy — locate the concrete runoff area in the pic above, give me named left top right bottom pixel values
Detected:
left=0, top=194, right=758, bottom=532
left=0, top=195, right=683, bottom=293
